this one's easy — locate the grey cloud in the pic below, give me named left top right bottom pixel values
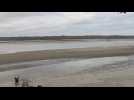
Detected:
left=0, top=12, right=134, bottom=37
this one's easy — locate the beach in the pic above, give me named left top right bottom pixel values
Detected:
left=0, top=56, right=134, bottom=87
left=0, top=39, right=134, bottom=86
left=1, top=46, right=134, bottom=65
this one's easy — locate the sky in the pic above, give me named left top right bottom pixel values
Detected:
left=0, top=12, right=134, bottom=37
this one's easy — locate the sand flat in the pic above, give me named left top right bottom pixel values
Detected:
left=1, top=40, right=134, bottom=86
left=0, top=55, right=134, bottom=87
left=0, top=46, right=134, bottom=65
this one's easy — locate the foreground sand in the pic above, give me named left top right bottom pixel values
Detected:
left=1, top=45, right=134, bottom=86
left=0, top=56, right=134, bottom=87
left=1, top=46, right=134, bottom=65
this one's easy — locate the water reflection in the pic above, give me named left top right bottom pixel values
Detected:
left=1, top=39, right=134, bottom=54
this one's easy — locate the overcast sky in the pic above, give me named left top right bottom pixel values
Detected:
left=0, top=12, right=134, bottom=37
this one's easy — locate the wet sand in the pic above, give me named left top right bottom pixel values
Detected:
left=0, top=46, right=134, bottom=65
left=0, top=56, right=134, bottom=87
left=1, top=39, right=134, bottom=87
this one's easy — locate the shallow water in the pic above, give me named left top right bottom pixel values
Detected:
left=1, top=39, right=134, bottom=54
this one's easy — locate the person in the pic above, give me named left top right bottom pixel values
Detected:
left=14, top=76, right=20, bottom=87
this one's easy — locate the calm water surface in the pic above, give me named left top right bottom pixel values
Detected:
left=0, top=39, right=134, bottom=54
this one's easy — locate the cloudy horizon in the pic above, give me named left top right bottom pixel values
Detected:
left=0, top=12, right=134, bottom=37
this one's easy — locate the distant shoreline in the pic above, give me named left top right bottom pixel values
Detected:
left=0, top=39, right=87, bottom=43
left=0, top=35, right=134, bottom=41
